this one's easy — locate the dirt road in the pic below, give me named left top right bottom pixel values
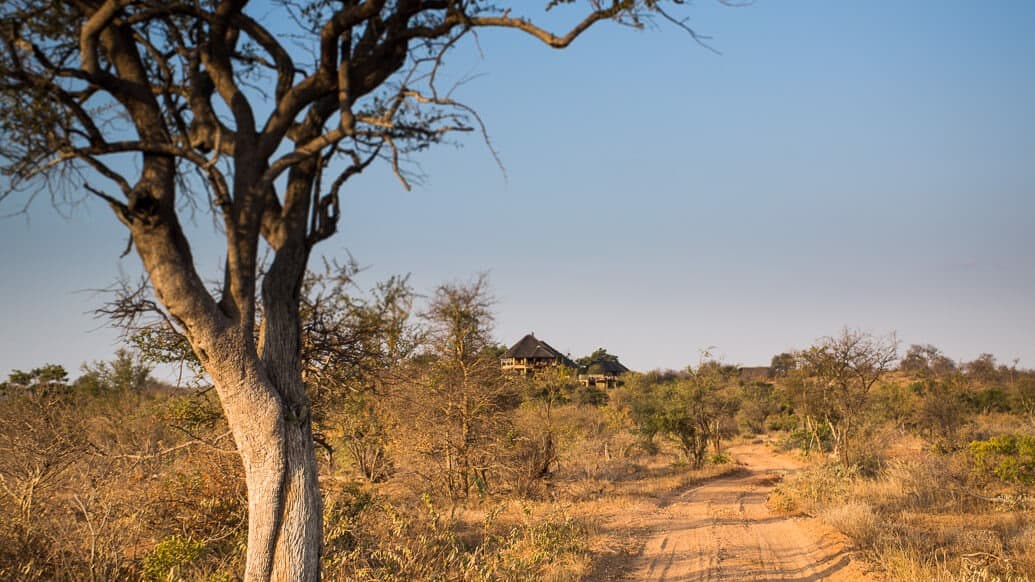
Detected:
left=598, top=443, right=873, bottom=581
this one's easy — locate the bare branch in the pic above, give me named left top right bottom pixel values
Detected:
left=307, top=144, right=382, bottom=247
left=466, top=3, right=627, bottom=49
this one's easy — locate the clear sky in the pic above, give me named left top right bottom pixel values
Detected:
left=2, top=0, right=1034, bottom=378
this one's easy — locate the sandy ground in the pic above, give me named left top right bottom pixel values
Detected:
left=587, top=442, right=874, bottom=581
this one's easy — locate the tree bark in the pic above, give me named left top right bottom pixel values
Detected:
left=258, top=209, right=322, bottom=581
left=149, top=274, right=322, bottom=582
left=125, top=152, right=321, bottom=580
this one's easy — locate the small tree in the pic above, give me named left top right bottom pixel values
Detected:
left=624, top=373, right=667, bottom=451
left=781, top=365, right=830, bottom=455
left=1, top=364, right=69, bottom=396
left=576, top=348, right=621, bottom=367
left=627, top=361, right=738, bottom=468
left=966, top=353, right=1001, bottom=385
left=769, top=352, right=796, bottom=378
left=76, top=348, right=154, bottom=395
left=899, top=344, right=957, bottom=378
left=799, top=329, right=898, bottom=467
left=914, top=374, right=967, bottom=451
left=1016, top=374, right=1035, bottom=428
left=336, top=392, right=394, bottom=482
left=508, top=365, right=577, bottom=494
left=737, top=380, right=780, bottom=434
left=296, top=261, right=419, bottom=478
left=694, top=361, right=740, bottom=458
left=658, top=379, right=712, bottom=467
left=402, top=274, right=513, bottom=500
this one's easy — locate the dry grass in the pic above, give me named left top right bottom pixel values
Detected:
left=17, top=365, right=1035, bottom=581
left=821, top=502, right=881, bottom=549
left=774, top=443, right=1035, bottom=581
left=313, top=402, right=748, bottom=581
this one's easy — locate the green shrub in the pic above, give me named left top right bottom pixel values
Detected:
left=572, top=384, right=609, bottom=407
left=764, top=411, right=797, bottom=432
left=496, top=508, right=589, bottom=579
left=965, top=387, right=1011, bottom=414
left=784, top=422, right=833, bottom=455
left=159, top=393, right=225, bottom=431
left=969, top=434, right=1035, bottom=485
left=142, top=535, right=206, bottom=581
left=324, top=481, right=376, bottom=559
left=709, top=452, right=732, bottom=465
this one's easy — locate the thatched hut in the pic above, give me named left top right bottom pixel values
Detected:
left=578, top=358, right=630, bottom=388
left=500, top=333, right=576, bottom=375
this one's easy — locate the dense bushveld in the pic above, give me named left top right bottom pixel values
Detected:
left=768, top=344, right=1035, bottom=581
left=1, top=277, right=1033, bottom=580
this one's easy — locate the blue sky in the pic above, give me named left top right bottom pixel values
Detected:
left=2, top=0, right=1034, bottom=378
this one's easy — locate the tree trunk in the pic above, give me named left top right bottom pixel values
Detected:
left=128, top=159, right=322, bottom=580
left=202, top=343, right=321, bottom=582
left=827, top=418, right=850, bottom=468
left=254, top=200, right=322, bottom=581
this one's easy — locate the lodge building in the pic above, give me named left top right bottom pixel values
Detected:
left=499, top=333, right=577, bottom=375
left=500, top=332, right=629, bottom=388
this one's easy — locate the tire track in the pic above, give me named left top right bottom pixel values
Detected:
left=621, top=443, right=871, bottom=581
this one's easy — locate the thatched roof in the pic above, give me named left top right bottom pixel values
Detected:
left=503, top=334, right=576, bottom=368
left=583, top=359, right=630, bottom=376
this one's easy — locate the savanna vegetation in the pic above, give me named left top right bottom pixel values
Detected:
left=6, top=269, right=1031, bottom=581
left=768, top=334, right=1035, bottom=581
left=0, top=269, right=738, bottom=581
left=2, top=267, right=1035, bottom=579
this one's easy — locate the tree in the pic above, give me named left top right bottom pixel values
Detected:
left=626, top=361, right=739, bottom=467
left=0, top=1, right=711, bottom=578
left=914, top=374, right=967, bottom=450
left=76, top=348, right=154, bottom=395
left=737, top=380, right=780, bottom=434
left=1017, top=374, right=1035, bottom=429
left=1, top=364, right=69, bottom=396
left=577, top=347, right=620, bottom=368
left=781, top=364, right=829, bottom=455
left=899, top=344, right=957, bottom=378
left=403, top=274, right=512, bottom=500
left=798, top=329, right=898, bottom=467
left=965, top=353, right=1000, bottom=384
left=508, top=364, right=576, bottom=494
left=624, top=373, right=667, bottom=451
left=769, top=352, right=796, bottom=378
left=693, top=361, right=740, bottom=458
left=296, top=261, right=420, bottom=477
